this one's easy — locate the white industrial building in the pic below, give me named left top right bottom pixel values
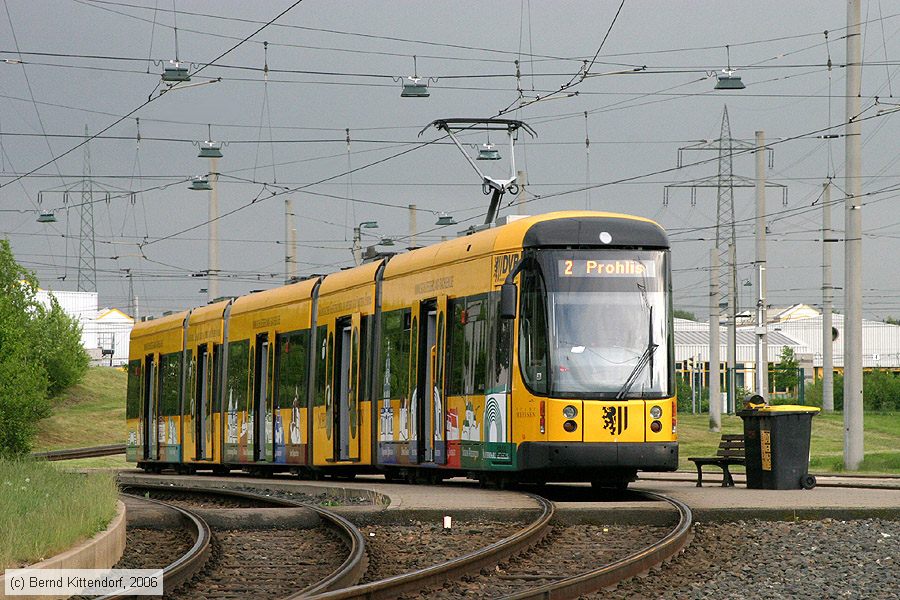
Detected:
left=35, top=289, right=133, bottom=366
left=675, top=307, right=900, bottom=388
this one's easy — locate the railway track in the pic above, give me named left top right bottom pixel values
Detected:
left=304, top=490, right=691, bottom=600
left=307, top=493, right=554, bottom=600
left=496, top=491, right=692, bottom=600
left=97, top=493, right=211, bottom=599
left=118, top=484, right=367, bottom=599
left=32, top=443, right=125, bottom=461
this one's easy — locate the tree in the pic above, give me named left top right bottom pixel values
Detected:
left=674, top=309, right=697, bottom=321
left=34, top=295, right=89, bottom=396
left=771, top=346, right=799, bottom=392
left=883, top=316, right=900, bottom=326
left=0, top=239, right=89, bottom=456
left=0, top=240, right=51, bottom=456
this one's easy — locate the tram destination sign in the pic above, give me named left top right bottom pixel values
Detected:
left=558, top=259, right=656, bottom=278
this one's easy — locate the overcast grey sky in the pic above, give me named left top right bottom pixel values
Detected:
left=1, top=1, right=899, bottom=319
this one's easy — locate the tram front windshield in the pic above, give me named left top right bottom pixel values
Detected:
left=524, top=249, right=671, bottom=398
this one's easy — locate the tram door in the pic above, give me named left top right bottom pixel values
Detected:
left=253, top=334, right=273, bottom=462
left=333, top=315, right=361, bottom=461
left=416, top=299, right=445, bottom=464
left=195, top=345, right=209, bottom=460
left=210, top=344, right=221, bottom=462
left=433, top=296, right=447, bottom=464
left=142, top=355, right=157, bottom=460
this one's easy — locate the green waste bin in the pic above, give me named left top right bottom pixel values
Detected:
left=738, top=403, right=820, bottom=490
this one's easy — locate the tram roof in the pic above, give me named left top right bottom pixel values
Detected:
left=318, top=260, right=383, bottom=296
left=384, top=211, right=666, bottom=278
left=230, top=277, right=320, bottom=317
left=131, top=310, right=188, bottom=338
left=188, top=299, right=231, bottom=326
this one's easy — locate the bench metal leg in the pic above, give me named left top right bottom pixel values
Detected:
left=695, top=464, right=703, bottom=487
left=721, top=465, right=735, bottom=487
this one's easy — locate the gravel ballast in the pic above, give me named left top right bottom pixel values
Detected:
left=602, top=518, right=900, bottom=599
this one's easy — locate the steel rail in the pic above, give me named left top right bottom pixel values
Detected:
left=32, top=443, right=125, bottom=461
left=121, top=482, right=368, bottom=597
left=97, top=493, right=212, bottom=600
left=305, top=493, right=555, bottom=600
left=499, top=490, right=693, bottom=600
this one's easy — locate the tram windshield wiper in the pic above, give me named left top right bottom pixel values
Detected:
left=615, top=342, right=658, bottom=399
left=616, top=303, right=656, bottom=400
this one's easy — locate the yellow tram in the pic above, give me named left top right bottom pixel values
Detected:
left=126, top=211, right=678, bottom=486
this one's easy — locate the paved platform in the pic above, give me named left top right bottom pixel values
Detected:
left=117, top=470, right=900, bottom=522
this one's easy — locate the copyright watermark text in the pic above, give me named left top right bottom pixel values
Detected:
left=4, top=569, right=163, bottom=596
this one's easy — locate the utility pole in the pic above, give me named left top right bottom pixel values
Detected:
left=516, top=170, right=527, bottom=214
left=352, top=225, right=362, bottom=266
left=844, top=0, right=864, bottom=469
left=709, top=249, right=722, bottom=431
left=208, top=157, right=219, bottom=304
left=284, top=196, right=297, bottom=284
left=822, top=180, right=835, bottom=412
left=408, top=204, right=418, bottom=249
left=754, top=130, right=769, bottom=403
left=726, top=242, right=737, bottom=413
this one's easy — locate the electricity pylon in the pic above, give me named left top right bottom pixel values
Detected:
left=664, top=106, right=785, bottom=413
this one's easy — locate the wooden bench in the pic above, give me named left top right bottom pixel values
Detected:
left=688, top=434, right=745, bottom=487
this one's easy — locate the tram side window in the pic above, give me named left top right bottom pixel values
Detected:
left=226, top=340, right=250, bottom=414
left=519, top=270, right=549, bottom=394
left=276, top=330, right=309, bottom=411
left=380, top=309, right=410, bottom=400
left=488, top=294, right=512, bottom=393
left=126, top=359, right=141, bottom=419
left=446, top=295, right=488, bottom=396
left=158, top=352, right=181, bottom=417
left=359, top=316, right=370, bottom=403
left=184, top=349, right=193, bottom=414
left=314, top=325, right=328, bottom=407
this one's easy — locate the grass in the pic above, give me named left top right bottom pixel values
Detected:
left=0, top=459, right=118, bottom=568
left=35, top=367, right=126, bottom=451
left=676, top=411, right=900, bottom=474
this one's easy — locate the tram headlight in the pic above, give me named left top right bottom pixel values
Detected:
left=563, top=420, right=578, bottom=433
left=650, top=420, right=662, bottom=433
left=650, top=405, right=663, bottom=419
left=563, top=405, right=578, bottom=419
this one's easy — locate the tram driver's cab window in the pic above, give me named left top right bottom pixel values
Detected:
left=519, top=267, right=548, bottom=394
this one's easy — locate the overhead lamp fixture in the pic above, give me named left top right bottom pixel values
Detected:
left=435, top=212, right=457, bottom=226
left=198, top=141, right=223, bottom=158
left=401, top=79, right=430, bottom=98
left=399, top=55, right=432, bottom=98
left=162, top=60, right=191, bottom=83
left=714, top=45, right=745, bottom=90
left=715, top=73, right=745, bottom=90
left=477, top=143, right=501, bottom=161
left=359, top=220, right=378, bottom=229
left=379, top=236, right=395, bottom=246
left=196, top=124, right=224, bottom=158
left=189, top=176, right=212, bottom=191
left=37, top=212, right=56, bottom=223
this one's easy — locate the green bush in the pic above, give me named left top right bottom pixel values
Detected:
left=676, top=374, right=708, bottom=413
left=863, top=369, right=900, bottom=411
left=34, top=295, right=89, bottom=397
left=0, top=240, right=89, bottom=456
